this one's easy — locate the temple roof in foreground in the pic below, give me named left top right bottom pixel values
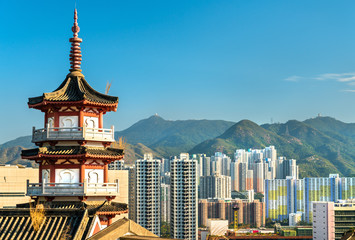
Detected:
left=87, top=217, right=158, bottom=240
left=0, top=208, right=91, bottom=240
left=21, top=146, right=124, bottom=159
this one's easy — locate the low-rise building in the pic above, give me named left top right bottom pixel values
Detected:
left=0, top=165, right=38, bottom=208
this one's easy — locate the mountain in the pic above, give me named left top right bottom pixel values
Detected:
left=123, top=143, right=162, bottom=165
left=191, top=119, right=354, bottom=177
left=116, top=115, right=235, bottom=156
left=304, top=116, right=355, bottom=142
left=262, top=120, right=355, bottom=177
left=0, top=115, right=233, bottom=166
left=0, top=136, right=34, bottom=150
left=0, top=146, right=37, bottom=167
left=2, top=115, right=355, bottom=177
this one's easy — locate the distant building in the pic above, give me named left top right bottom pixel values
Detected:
left=108, top=160, right=125, bottom=170
left=199, top=174, right=231, bottom=199
left=161, top=183, right=170, bottom=223
left=0, top=165, right=38, bottom=208
left=265, top=175, right=355, bottom=223
left=312, top=202, right=335, bottom=240
left=230, top=161, right=239, bottom=191
left=313, top=200, right=355, bottom=240
left=171, top=153, right=198, bottom=240
left=135, top=154, right=161, bottom=236
left=198, top=199, right=265, bottom=228
left=289, top=212, right=303, bottom=226
left=128, top=166, right=136, bottom=222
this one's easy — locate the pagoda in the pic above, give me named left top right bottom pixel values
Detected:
left=21, top=9, right=125, bottom=227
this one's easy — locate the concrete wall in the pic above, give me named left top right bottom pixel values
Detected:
left=0, top=165, right=38, bottom=208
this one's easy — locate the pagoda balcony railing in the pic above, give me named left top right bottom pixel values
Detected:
left=32, top=125, right=115, bottom=143
left=26, top=179, right=119, bottom=197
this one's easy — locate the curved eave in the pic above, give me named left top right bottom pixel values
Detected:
left=96, top=210, right=128, bottom=216
left=28, top=100, right=118, bottom=112
left=22, top=153, right=124, bottom=161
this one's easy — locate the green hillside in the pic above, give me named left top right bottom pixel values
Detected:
left=191, top=119, right=354, bottom=177
left=116, top=115, right=235, bottom=156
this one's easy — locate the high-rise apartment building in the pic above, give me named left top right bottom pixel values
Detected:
left=230, top=161, right=239, bottom=191
left=199, top=174, right=231, bottom=199
left=135, top=154, right=161, bottom=236
left=198, top=199, right=265, bottom=228
left=108, top=159, right=125, bottom=170
left=171, top=153, right=198, bottom=240
left=128, top=166, right=136, bottom=222
left=313, top=200, right=355, bottom=240
left=312, top=202, right=335, bottom=240
left=252, top=162, right=264, bottom=193
left=239, top=162, right=248, bottom=191
left=201, top=155, right=211, bottom=177
left=161, top=183, right=171, bottom=223
left=265, top=175, right=355, bottom=223
left=160, top=158, right=170, bottom=175
left=246, top=169, right=254, bottom=191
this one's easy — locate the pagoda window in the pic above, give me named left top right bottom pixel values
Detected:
left=56, top=169, right=79, bottom=184
left=84, top=116, right=99, bottom=129
left=89, top=172, right=99, bottom=183
left=59, top=116, right=78, bottom=130
left=86, top=169, right=104, bottom=183
left=60, top=170, right=74, bottom=183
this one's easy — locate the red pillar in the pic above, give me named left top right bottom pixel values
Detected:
left=79, top=109, right=84, bottom=127
left=80, top=163, right=85, bottom=183
left=39, top=162, right=43, bottom=183
left=54, top=112, right=59, bottom=128
left=104, top=164, right=108, bottom=183
left=50, top=164, right=55, bottom=183
left=99, top=111, right=103, bottom=128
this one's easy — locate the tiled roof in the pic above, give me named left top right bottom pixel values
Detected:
left=28, top=71, right=118, bottom=107
left=0, top=208, right=91, bottom=240
left=87, top=217, right=158, bottom=240
left=21, top=146, right=124, bottom=158
left=18, top=201, right=128, bottom=214
left=86, top=201, right=128, bottom=215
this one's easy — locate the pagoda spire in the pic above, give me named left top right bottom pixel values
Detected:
left=69, top=9, right=82, bottom=71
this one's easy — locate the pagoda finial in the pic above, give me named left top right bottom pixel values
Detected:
left=69, top=9, right=82, bottom=71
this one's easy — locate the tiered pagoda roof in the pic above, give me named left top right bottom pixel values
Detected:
left=22, top=146, right=124, bottom=160
left=28, top=71, right=118, bottom=108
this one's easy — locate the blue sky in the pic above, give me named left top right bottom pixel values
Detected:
left=1, top=1, right=355, bottom=143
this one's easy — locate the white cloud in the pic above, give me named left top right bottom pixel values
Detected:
left=284, top=75, right=303, bottom=82
left=341, top=89, right=355, bottom=93
left=285, top=72, right=355, bottom=86
left=314, top=72, right=355, bottom=82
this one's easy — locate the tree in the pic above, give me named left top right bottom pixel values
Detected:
left=265, top=218, right=275, bottom=228
left=254, top=192, right=264, bottom=202
left=296, top=220, right=312, bottom=226
left=161, top=221, right=171, bottom=238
